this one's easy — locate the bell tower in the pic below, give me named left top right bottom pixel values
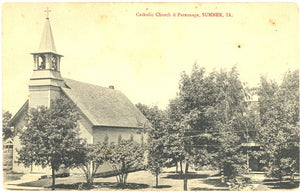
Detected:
left=29, top=9, right=65, bottom=108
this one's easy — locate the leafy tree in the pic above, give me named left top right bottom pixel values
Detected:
left=107, top=140, right=144, bottom=186
left=211, top=68, right=249, bottom=179
left=147, top=150, right=166, bottom=187
left=79, top=143, right=109, bottom=184
left=256, top=70, right=299, bottom=183
left=136, top=103, right=167, bottom=187
left=2, top=110, right=13, bottom=140
left=166, top=64, right=221, bottom=190
left=166, top=98, right=185, bottom=174
left=18, top=96, right=86, bottom=190
left=167, top=65, right=249, bottom=190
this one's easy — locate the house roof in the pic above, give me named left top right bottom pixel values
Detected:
left=3, top=138, right=14, bottom=145
left=62, top=78, right=149, bottom=128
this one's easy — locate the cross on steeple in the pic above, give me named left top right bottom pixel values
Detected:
left=44, top=7, right=51, bottom=19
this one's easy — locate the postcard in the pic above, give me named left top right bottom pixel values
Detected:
left=2, top=2, right=299, bottom=191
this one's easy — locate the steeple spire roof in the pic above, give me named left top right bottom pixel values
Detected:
left=32, top=10, right=62, bottom=56
left=38, top=17, right=57, bottom=53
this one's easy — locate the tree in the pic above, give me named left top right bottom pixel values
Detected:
left=79, top=143, right=109, bottom=184
left=107, top=140, right=144, bottom=186
left=256, top=70, right=299, bottom=183
left=2, top=110, right=13, bottom=140
left=18, top=96, right=86, bottom=190
left=166, top=98, right=185, bottom=174
left=166, top=64, right=220, bottom=190
left=167, top=65, right=249, bottom=190
left=211, top=67, right=249, bottom=180
left=136, top=103, right=167, bottom=187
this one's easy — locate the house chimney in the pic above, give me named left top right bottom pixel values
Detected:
left=109, top=85, right=114, bottom=89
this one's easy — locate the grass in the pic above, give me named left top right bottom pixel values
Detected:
left=18, top=178, right=53, bottom=188
left=163, top=173, right=210, bottom=180
left=17, top=175, right=84, bottom=188
left=15, top=169, right=227, bottom=191
left=5, top=168, right=300, bottom=191
left=44, top=182, right=149, bottom=190
left=262, top=179, right=299, bottom=189
left=190, top=187, right=228, bottom=191
left=18, top=180, right=150, bottom=190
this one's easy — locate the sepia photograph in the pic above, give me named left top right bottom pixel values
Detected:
left=2, top=2, right=299, bottom=191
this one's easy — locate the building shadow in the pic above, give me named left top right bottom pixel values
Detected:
left=152, top=185, right=172, bottom=189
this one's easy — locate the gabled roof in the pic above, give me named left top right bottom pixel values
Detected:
left=9, top=79, right=149, bottom=129
left=62, top=78, right=148, bottom=128
left=3, top=138, right=14, bottom=145
left=9, top=100, right=29, bottom=127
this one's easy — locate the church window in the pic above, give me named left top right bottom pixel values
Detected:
left=118, top=135, right=122, bottom=144
left=130, top=134, right=134, bottom=142
left=37, top=55, right=46, bottom=70
left=104, top=134, right=109, bottom=145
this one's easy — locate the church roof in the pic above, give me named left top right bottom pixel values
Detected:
left=9, top=100, right=29, bottom=127
left=62, top=78, right=148, bottom=128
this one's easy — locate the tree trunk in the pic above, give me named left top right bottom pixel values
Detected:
left=87, top=163, right=91, bottom=184
left=183, top=161, right=189, bottom=191
left=156, top=171, right=159, bottom=187
left=51, top=168, right=55, bottom=190
left=180, top=160, right=183, bottom=175
left=221, top=168, right=225, bottom=183
left=176, top=161, right=178, bottom=173
left=120, top=174, right=124, bottom=184
left=88, top=170, right=92, bottom=184
left=124, top=172, right=128, bottom=184
left=290, top=172, right=295, bottom=184
left=279, top=173, right=282, bottom=184
left=90, top=161, right=94, bottom=184
left=111, top=165, right=120, bottom=183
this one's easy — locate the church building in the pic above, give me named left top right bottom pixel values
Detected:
left=9, top=13, right=149, bottom=175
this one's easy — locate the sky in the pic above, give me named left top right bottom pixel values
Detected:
left=2, top=2, right=299, bottom=115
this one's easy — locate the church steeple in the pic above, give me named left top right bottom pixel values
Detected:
left=29, top=9, right=65, bottom=108
left=31, top=9, right=63, bottom=71
left=38, top=17, right=57, bottom=53
left=37, top=8, right=57, bottom=53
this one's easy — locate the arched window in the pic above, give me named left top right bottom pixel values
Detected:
left=104, top=134, right=109, bottom=145
left=37, top=55, right=46, bottom=70
left=118, top=135, right=122, bottom=144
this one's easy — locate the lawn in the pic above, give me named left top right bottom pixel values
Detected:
left=16, top=168, right=228, bottom=191
left=9, top=167, right=300, bottom=191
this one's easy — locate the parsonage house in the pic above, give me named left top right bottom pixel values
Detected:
left=8, top=14, right=149, bottom=175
